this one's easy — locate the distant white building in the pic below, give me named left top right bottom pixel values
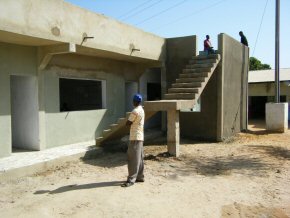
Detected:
left=248, top=68, right=290, bottom=120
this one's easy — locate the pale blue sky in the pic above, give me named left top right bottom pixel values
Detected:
left=65, top=0, right=290, bottom=68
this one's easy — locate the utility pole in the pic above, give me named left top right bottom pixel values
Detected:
left=275, top=0, right=280, bottom=103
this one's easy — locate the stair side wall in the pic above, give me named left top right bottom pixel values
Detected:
left=165, top=36, right=198, bottom=90
left=164, top=35, right=198, bottom=132
left=180, top=72, right=218, bottom=140
left=217, top=33, right=249, bottom=140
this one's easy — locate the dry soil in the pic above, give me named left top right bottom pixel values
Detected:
left=0, top=127, right=289, bottom=218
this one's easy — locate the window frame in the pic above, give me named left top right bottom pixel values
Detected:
left=59, top=77, right=107, bottom=112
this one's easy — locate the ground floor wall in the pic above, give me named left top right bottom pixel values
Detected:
left=0, top=42, right=38, bottom=158
left=0, top=42, right=158, bottom=157
left=140, top=68, right=162, bottom=129
left=42, top=54, right=150, bottom=148
left=249, top=82, right=290, bottom=120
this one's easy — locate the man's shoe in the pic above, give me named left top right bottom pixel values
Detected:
left=136, top=178, right=145, bottom=183
left=121, top=182, right=134, bottom=187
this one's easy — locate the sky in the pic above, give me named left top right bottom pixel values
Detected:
left=64, top=0, right=290, bottom=68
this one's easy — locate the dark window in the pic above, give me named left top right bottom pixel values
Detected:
left=147, top=83, right=161, bottom=101
left=59, top=78, right=104, bottom=112
left=248, top=95, right=286, bottom=119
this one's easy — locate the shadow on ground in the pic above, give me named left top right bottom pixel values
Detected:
left=34, top=181, right=124, bottom=195
left=247, top=145, right=290, bottom=160
left=81, top=149, right=127, bottom=168
left=80, top=141, right=127, bottom=168
left=179, top=155, right=274, bottom=177
left=145, top=152, right=275, bottom=178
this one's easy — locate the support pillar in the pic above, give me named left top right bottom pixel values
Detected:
left=266, top=103, right=288, bottom=132
left=167, top=109, right=180, bottom=157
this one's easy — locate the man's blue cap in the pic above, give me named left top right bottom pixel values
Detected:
left=133, top=94, right=142, bottom=103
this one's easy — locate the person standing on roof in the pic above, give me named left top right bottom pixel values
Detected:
left=204, top=35, right=215, bottom=55
left=239, top=31, right=248, bottom=46
left=121, top=94, right=145, bottom=187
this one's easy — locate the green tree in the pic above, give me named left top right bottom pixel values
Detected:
left=249, top=57, right=271, bottom=71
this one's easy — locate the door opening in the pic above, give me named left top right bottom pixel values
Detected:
left=10, top=75, right=39, bottom=151
left=125, top=82, right=138, bottom=112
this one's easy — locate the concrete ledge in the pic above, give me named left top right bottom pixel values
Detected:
left=144, top=100, right=195, bottom=111
left=266, top=103, right=289, bottom=132
left=0, top=141, right=103, bottom=182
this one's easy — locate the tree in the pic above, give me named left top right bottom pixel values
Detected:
left=249, top=57, right=271, bottom=71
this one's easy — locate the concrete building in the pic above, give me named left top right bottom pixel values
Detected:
left=0, top=0, right=248, bottom=158
left=248, top=69, right=290, bottom=120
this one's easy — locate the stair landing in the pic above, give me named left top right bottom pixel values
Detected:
left=144, top=99, right=195, bottom=112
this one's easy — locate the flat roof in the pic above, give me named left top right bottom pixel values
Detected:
left=248, top=68, right=290, bottom=83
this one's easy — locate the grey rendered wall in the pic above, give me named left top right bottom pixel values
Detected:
left=0, top=42, right=37, bottom=157
left=0, top=0, right=165, bottom=62
left=180, top=73, right=218, bottom=140
left=166, top=35, right=218, bottom=140
left=249, top=82, right=290, bottom=97
left=43, top=54, right=148, bottom=148
left=140, top=68, right=162, bottom=129
left=165, top=36, right=198, bottom=88
left=217, top=33, right=249, bottom=140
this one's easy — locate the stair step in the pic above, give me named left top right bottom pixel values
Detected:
left=110, top=124, right=118, bottom=129
left=192, top=54, right=220, bottom=60
left=172, top=82, right=202, bottom=88
left=183, top=68, right=212, bottom=73
left=176, top=77, right=205, bottom=83
left=168, top=88, right=198, bottom=93
left=103, top=129, right=112, bottom=136
left=164, top=93, right=196, bottom=100
left=179, top=72, right=208, bottom=78
left=95, top=137, right=104, bottom=145
left=189, top=59, right=217, bottom=64
left=96, top=137, right=104, bottom=141
left=118, top=118, right=126, bottom=124
left=186, top=63, right=214, bottom=69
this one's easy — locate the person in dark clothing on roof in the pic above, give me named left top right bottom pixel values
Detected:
left=239, top=31, right=248, bottom=46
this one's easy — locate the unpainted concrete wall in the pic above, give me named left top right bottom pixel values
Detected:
left=180, top=73, right=218, bottom=140
left=140, top=68, right=162, bottom=129
left=0, top=0, right=165, bottom=61
left=165, top=36, right=198, bottom=89
left=0, top=42, right=38, bottom=158
left=43, top=54, right=148, bottom=148
left=217, top=33, right=249, bottom=140
left=165, top=35, right=218, bottom=140
left=249, top=82, right=290, bottom=97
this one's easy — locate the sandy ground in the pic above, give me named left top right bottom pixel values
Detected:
left=0, top=125, right=290, bottom=218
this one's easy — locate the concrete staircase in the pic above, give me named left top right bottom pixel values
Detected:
left=95, top=111, right=157, bottom=146
left=165, top=54, right=220, bottom=101
left=95, top=54, right=220, bottom=148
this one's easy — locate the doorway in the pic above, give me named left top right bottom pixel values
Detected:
left=10, top=75, right=39, bottom=151
left=125, top=81, right=138, bottom=112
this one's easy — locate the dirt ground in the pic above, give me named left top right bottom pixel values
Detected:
left=0, top=125, right=290, bottom=218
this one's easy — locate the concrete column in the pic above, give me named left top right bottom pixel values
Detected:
left=266, top=103, right=288, bottom=132
left=37, top=49, right=47, bottom=150
left=167, top=109, right=180, bottom=157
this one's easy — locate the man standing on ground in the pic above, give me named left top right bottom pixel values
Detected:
left=122, top=94, right=145, bottom=187
left=239, top=31, right=248, bottom=46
